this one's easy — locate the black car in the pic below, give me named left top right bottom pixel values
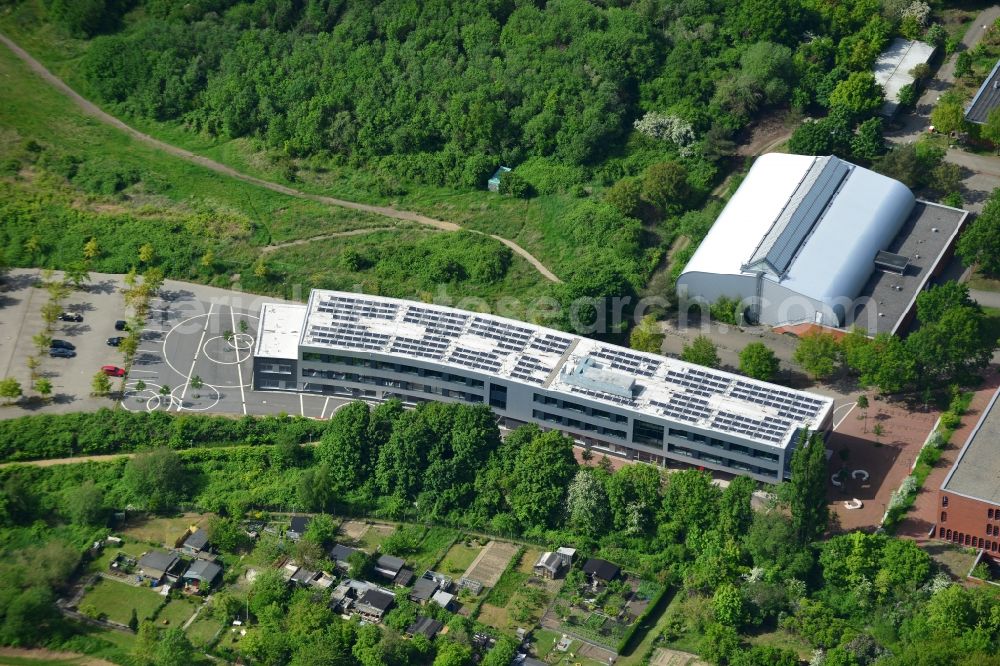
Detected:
left=50, top=339, right=75, bottom=350
left=107, top=336, right=125, bottom=347
left=114, top=320, right=128, bottom=331
left=49, top=347, right=76, bottom=358
left=58, top=312, right=83, bottom=322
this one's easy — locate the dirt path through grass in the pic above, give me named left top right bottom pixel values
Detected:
left=0, top=32, right=561, bottom=284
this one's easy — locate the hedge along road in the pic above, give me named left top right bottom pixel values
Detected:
left=0, top=32, right=562, bottom=284
left=0, top=442, right=320, bottom=469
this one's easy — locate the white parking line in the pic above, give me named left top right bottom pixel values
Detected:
left=300, top=393, right=305, bottom=417
left=321, top=396, right=331, bottom=419
left=834, top=403, right=857, bottom=430
left=230, top=305, right=248, bottom=416
left=128, top=369, right=157, bottom=374
left=177, top=303, right=213, bottom=409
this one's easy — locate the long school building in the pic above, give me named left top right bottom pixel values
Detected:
left=253, top=290, right=834, bottom=484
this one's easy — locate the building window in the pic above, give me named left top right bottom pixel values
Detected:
left=489, top=384, right=508, bottom=410
left=939, top=527, right=945, bottom=538
left=946, top=529, right=952, bottom=540
left=941, top=512, right=947, bottom=523
left=942, top=496, right=949, bottom=507
left=633, top=420, right=664, bottom=446
left=990, top=508, right=994, bottom=519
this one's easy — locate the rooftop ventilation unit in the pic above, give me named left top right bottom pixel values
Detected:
left=874, top=250, right=909, bottom=274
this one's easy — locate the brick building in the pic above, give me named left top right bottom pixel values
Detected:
left=936, top=388, right=1000, bottom=560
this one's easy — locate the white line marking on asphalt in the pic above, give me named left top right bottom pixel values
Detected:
left=128, top=369, right=157, bottom=374
left=230, top=305, right=248, bottom=416
left=300, top=393, right=305, bottom=417
left=834, top=403, right=856, bottom=430
left=321, top=397, right=331, bottom=419
left=177, top=303, right=213, bottom=410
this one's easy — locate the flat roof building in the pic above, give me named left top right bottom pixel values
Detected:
left=253, top=290, right=834, bottom=484
left=677, top=154, right=967, bottom=335
left=937, top=387, right=1000, bottom=560
left=965, top=59, right=1000, bottom=124
left=873, top=38, right=936, bottom=117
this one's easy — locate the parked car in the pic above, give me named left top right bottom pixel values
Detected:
left=107, top=336, right=125, bottom=347
left=101, top=365, right=126, bottom=377
left=50, top=339, right=75, bottom=350
left=49, top=347, right=76, bottom=358
left=114, top=320, right=128, bottom=331
left=58, top=312, right=83, bottom=322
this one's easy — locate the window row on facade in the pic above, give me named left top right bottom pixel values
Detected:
left=667, top=427, right=780, bottom=463
left=938, top=527, right=1000, bottom=553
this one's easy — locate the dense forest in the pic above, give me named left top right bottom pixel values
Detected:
left=2, top=404, right=999, bottom=664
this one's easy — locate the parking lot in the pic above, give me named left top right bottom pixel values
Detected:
left=0, top=269, right=349, bottom=420
left=0, top=269, right=129, bottom=416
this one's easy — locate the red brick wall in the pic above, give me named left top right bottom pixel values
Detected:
left=935, top=490, right=1000, bottom=559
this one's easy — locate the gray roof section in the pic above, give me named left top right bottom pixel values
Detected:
left=745, top=157, right=851, bottom=276
left=848, top=201, right=967, bottom=335
left=184, top=559, right=222, bottom=582
left=942, top=387, right=1000, bottom=504
left=966, top=59, right=1000, bottom=124
left=411, top=577, right=438, bottom=600
left=139, top=550, right=179, bottom=573
left=873, top=38, right=936, bottom=116
left=330, top=544, right=358, bottom=563
left=184, top=528, right=209, bottom=551
left=376, top=554, right=405, bottom=573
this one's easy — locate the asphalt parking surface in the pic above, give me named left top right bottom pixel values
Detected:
left=124, top=281, right=348, bottom=418
left=1, top=270, right=349, bottom=420
left=0, top=270, right=130, bottom=417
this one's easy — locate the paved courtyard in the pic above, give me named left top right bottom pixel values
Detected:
left=123, top=281, right=349, bottom=419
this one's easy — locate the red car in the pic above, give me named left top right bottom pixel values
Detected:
left=101, top=365, right=126, bottom=377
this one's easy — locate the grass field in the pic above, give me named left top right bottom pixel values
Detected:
left=122, top=513, right=209, bottom=548
left=87, top=541, right=147, bottom=574
left=78, top=579, right=163, bottom=626
left=153, top=597, right=200, bottom=629
left=184, top=613, right=224, bottom=648
left=410, top=527, right=460, bottom=572
left=436, top=540, right=483, bottom=577
left=533, top=628, right=609, bottom=666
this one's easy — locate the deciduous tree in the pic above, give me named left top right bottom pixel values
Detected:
left=739, top=342, right=779, bottom=381
left=681, top=335, right=720, bottom=368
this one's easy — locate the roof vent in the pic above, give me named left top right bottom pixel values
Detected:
left=932, top=227, right=939, bottom=232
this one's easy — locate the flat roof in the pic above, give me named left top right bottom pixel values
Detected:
left=254, top=303, right=307, bottom=360
left=256, top=289, right=833, bottom=450
left=848, top=201, right=967, bottom=335
left=873, top=38, right=936, bottom=116
left=966, top=58, right=1000, bottom=124
left=942, top=387, right=1000, bottom=504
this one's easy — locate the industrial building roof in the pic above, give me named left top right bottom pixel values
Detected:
left=942, top=387, right=1000, bottom=505
left=873, top=38, right=936, bottom=116
left=848, top=202, right=967, bottom=335
left=256, top=290, right=833, bottom=450
left=681, top=154, right=916, bottom=317
left=965, top=58, right=1000, bottom=124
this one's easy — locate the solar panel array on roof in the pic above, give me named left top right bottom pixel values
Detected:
left=567, top=384, right=635, bottom=407
left=449, top=348, right=502, bottom=373
left=592, top=347, right=662, bottom=377
left=745, top=157, right=851, bottom=276
left=468, top=319, right=533, bottom=353
left=317, top=295, right=398, bottom=321
left=529, top=334, right=572, bottom=355
left=665, top=368, right=729, bottom=396
left=390, top=336, right=448, bottom=360
left=651, top=393, right=712, bottom=424
left=510, top=356, right=547, bottom=385
left=310, top=325, right=391, bottom=351
left=713, top=411, right=791, bottom=444
left=729, top=381, right=826, bottom=421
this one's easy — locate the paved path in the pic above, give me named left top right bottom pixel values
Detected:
left=0, top=32, right=561, bottom=284
left=896, top=367, right=1000, bottom=542
left=971, top=288, right=1000, bottom=308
